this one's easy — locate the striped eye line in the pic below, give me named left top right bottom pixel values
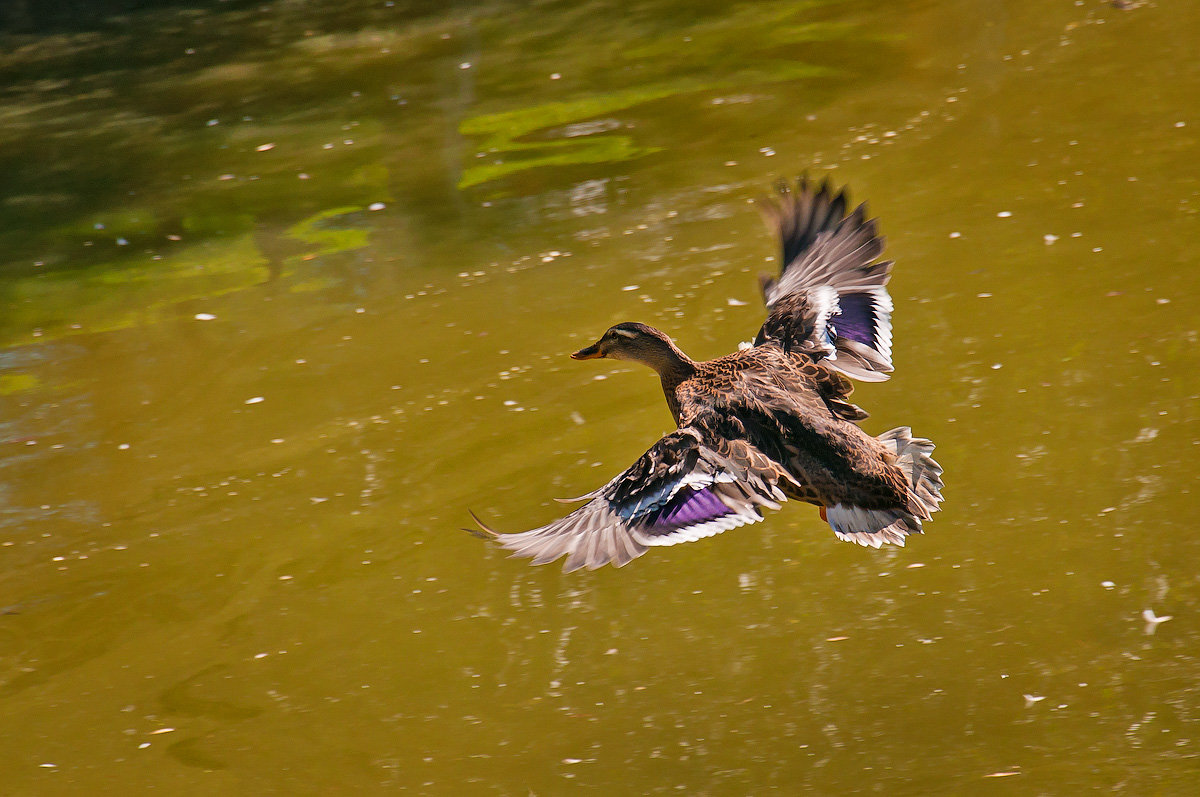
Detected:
left=611, top=328, right=637, bottom=340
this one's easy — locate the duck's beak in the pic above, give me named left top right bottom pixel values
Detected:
left=571, top=341, right=603, bottom=360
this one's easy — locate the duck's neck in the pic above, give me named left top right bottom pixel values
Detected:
left=632, top=337, right=696, bottom=382
left=632, top=340, right=696, bottom=426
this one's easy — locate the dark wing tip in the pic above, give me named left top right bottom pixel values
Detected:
left=465, top=508, right=499, bottom=540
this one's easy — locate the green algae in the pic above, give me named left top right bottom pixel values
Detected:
left=454, top=0, right=860, bottom=188
left=0, top=235, right=268, bottom=347
left=0, top=196, right=387, bottom=349
left=458, top=62, right=835, bottom=189
left=0, top=373, right=39, bottom=395
left=285, top=206, right=372, bottom=256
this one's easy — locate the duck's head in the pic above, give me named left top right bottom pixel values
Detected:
left=571, top=322, right=692, bottom=373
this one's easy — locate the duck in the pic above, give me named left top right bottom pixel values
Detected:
left=471, top=176, right=944, bottom=572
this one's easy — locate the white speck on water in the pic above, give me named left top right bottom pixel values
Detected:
left=39, top=763, right=57, bottom=768
left=255, top=143, right=275, bottom=152
left=550, top=73, right=561, bottom=80
left=1101, top=580, right=1116, bottom=589
left=118, top=443, right=130, bottom=450
left=206, top=119, right=219, bottom=127
left=727, top=297, right=748, bottom=306
left=138, top=742, right=151, bottom=749
left=1043, top=234, right=1059, bottom=245
left=991, top=363, right=1002, bottom=370
left=1023, top=694, right=1046, bottom=707
left=459, top=62, right=472, bottom=69
left=116, top=237, right=128, bottom=246
left=759, top=147, right=776, bottom=157
left=949, top=231, right=961, bottom=239
left=1142, top=608, right=1172, bottom=634
left=997, top=211, right=1013, bottom=218
left=1175, top=121, right=1186, bottom=128
left=245, top=396, right=264, bottom=405
left=569, top=411, right=585, bottom=425
left=194, top=313, right=216, bottom=321
left=149, top=728, right=175, bottom=735
left=622, top=285, right=639, bottom=291
left=368, top=202, right=386, bottom=211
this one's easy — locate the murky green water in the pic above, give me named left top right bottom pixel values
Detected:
left=2, top=0, right=1198, bottom=792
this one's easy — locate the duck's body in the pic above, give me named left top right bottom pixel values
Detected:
left=474, top=177, right=944, bottom=571
left=675, top=346, right=909, bottom=510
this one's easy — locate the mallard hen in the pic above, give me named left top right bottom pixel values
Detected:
left=473, top=177, right=944, bottom=572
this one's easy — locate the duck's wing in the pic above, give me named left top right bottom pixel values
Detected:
left=753, top=176, right=895, bottom=382
left=473, top=427, right=798, bottom=572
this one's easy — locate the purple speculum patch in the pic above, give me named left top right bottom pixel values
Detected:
left=646, top=486, right=730, bottom=532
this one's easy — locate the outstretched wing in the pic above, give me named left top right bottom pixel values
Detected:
left=754, top=176, right=895, bottom=382
left=477, top=428, right=799, bottom=572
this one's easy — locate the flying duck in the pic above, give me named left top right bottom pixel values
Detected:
left=472, top=177, right=944, bottom=571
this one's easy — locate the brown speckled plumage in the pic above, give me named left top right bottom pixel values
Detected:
left=473, top=177, right=944, bottom=572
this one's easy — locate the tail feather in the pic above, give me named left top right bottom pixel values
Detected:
left=825, top=427, right=944, bottom=548
left=879, top=426, right=944, bottom=520
left=826, top=504, right=920, bottom=548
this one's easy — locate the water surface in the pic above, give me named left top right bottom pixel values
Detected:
left=2, top=0, right=1198, bottom=792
